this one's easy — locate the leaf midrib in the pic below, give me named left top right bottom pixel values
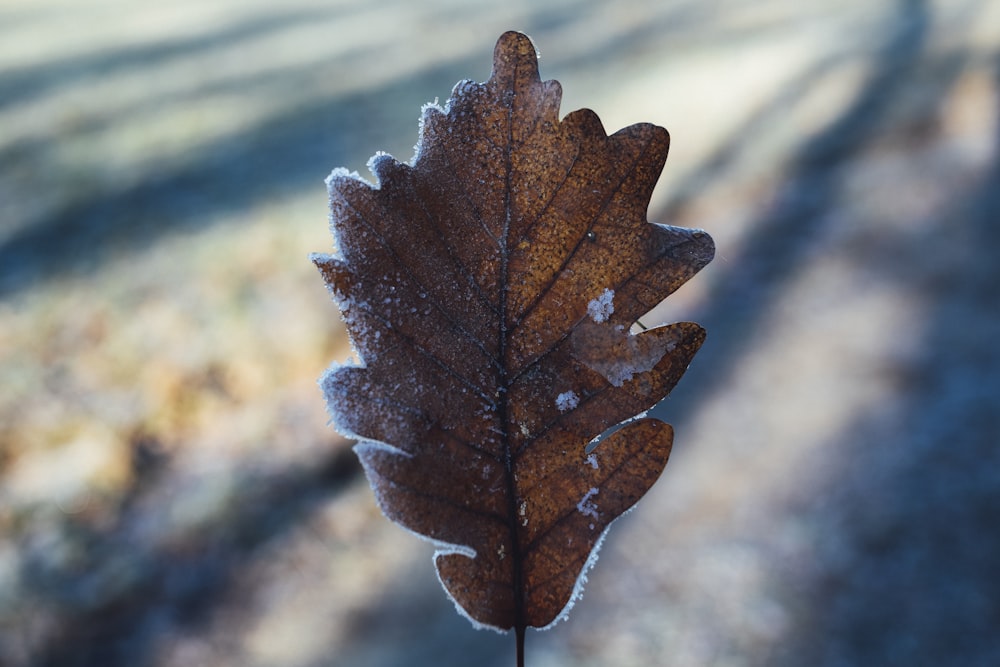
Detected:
left=497, top=57, right=527, bottom=639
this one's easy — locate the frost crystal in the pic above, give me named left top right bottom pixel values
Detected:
left=587, top=288, right=614, bottom=323
left=367, top=151, right=394, bottom=183
left=555, top=390, right=579, bottom=412
left=325, top=166, right=366, bottom=189
left=576, top=488, right=599, bottom=519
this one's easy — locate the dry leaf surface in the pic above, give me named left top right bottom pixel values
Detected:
left=313, top=31, right=714, bottom=633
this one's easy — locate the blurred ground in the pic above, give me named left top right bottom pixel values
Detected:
left=1, top=0, right=998, bottom=665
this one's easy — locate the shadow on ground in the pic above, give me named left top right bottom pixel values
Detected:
left=0, top=0, right=710, bottom=298
left=649, top=0, right=1000, bottom=662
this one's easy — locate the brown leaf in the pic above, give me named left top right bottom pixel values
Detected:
left=313, top=31, right=713, bottom=636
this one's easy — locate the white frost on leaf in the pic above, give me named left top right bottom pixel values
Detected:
left=536, top=496, right=652, bottom=632
left=356, top=440, right=503, bottom=635
left=325, top=166, right=367, bottom=189
left=576, top=488, right=599, bottom=520
left=413, top=98, right=446, bottom=165
left=366, top=151, right=396, bottom=184
left=572, top=322, right=678, bottom=387
left=586, top=453, right=599, bottom=469
left=434, top=549, right=509, bottom=634
left=604, top=336, right=675, bottom=387
left=555, top=390, right=579, bottom=412
left=587, top=288, right=614, bottom=323
left=538, top=517, right=610, bottom=631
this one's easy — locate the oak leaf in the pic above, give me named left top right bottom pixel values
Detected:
left=313, top=30, right=713, bottom=657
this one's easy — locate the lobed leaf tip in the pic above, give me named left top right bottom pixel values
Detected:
left=490, top=31, right=542, bottom=85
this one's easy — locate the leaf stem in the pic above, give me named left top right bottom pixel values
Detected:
left=516, top=624, right=526, bottom=667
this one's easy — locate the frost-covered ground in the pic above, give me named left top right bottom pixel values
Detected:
left=2, top=1, right=999, bottom=665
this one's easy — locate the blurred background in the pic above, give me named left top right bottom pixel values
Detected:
left=1, top=0, right=998, bottom=665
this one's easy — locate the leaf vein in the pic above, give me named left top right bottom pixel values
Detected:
left=336, top=191, right=502, bottom=373
left=509, top=134, right=656, bottom=339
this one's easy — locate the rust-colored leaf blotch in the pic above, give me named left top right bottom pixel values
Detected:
left=312, top=31, right=714, bottom=636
